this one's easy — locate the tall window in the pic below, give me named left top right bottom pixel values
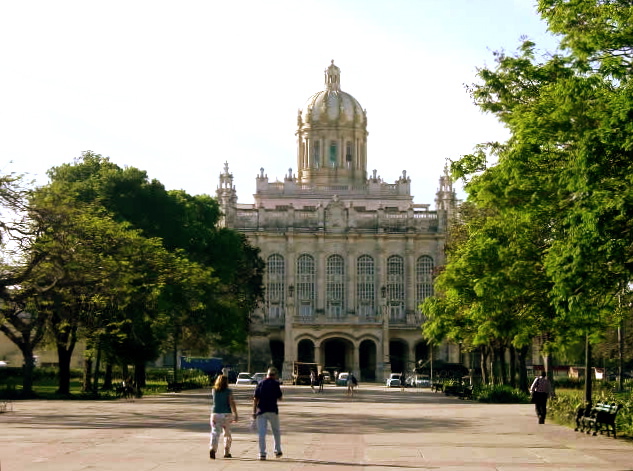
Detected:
left=387, top=255, right=405, bottom=321
left=326, top=254, right=345, bottom=317
left=296, top=254, right=315, bottom=317
left=313, top=141, right=320, bottom=168
left=329, top=141, right=337, bottom=167
left=416, top=256, right=434, bottom=315
left=266, top=254, right=285, bottom=319
left=356, top=255, right=375, bottom=318
left=346, top=141, right=353, bottom=167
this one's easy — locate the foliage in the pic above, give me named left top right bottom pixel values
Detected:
left=475, top=384, right=530, bottom=404
left=0, top=152, right=264, bottom=395
left=423, top=1, right=633, bottom=387
left=548, top=386, right=633, bottom=439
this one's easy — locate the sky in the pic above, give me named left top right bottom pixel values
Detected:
left=0, top=0, right=560, bottom=206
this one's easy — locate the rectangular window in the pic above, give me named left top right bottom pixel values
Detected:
left=346, top=141, right=352, bottom=161
left=314, top=141, right=320, bottom=168
left=329, top=141, right=337, bottom=167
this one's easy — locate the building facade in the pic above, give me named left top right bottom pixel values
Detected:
left=217, top=61, right=458, bottom=382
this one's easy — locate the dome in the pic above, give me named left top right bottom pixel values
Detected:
left=300, top=61, right=366, bottom=126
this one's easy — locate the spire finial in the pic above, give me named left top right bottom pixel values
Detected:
left=324, top=60, right=341, bottom=92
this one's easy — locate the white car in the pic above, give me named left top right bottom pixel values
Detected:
left=0, top=361, right=7, bottom=368
left=235, top=372, right=253, bottom=386
left=251, top=372, right=267, bottom=384
left=386, top=373, right=402, bottom=387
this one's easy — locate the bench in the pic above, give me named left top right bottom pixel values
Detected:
left=443, top=383, right=473, bottom=399
left=575, top=402, right=621, bottom=438
left=0, top=400, right=12, bottom=413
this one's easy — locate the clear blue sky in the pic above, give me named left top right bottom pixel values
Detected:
left=0, top=0, right=559, bottom=205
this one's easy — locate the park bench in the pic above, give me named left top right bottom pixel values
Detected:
left=575, top=402, right=621, bottom=438
left=443, top=383, right=473, bottom=399
left=0, top=399, right=13, bottom=413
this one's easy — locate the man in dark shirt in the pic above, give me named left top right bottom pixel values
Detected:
left=253, top=367, right=283, bottom=460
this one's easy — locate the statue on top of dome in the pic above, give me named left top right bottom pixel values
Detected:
left=325, top=60, right=341, bottom=92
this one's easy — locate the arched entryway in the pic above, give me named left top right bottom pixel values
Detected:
left=415, top=341, right=429, bottom=367
left=297, top=339, right=315, bottom=363
left=389, top=340, right=407, bottom=374
left=322, top=337, right=353, bottom=373
left=269, top=340, right=285, bottom=375
left=359, top=339, right=376, bottom=381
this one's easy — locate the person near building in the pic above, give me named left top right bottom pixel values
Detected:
left=253, top=367, right=283, bottom=460
left=209, top=374, right=238, bottom=459
left=317, top=371, right=325, bottom=392
left=530, top=371, right=555, bottom=424
left=310, top=369, right=317, bottom=393
left=347, top=372, right=358, bottom=397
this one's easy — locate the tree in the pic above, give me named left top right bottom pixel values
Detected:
left=429, top=2, right=633, bottom=398
left=39, top=152, right=263, bottom=390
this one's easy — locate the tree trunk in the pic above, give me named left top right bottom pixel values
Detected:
left=103, top=362, right=113, bottom=390
left=517, top=345, right=529, bottom=392
left=480, top=346, right=490, bottom=384
left=83, top=358, right=93, bottom=393
left=20, top=346, right=36, bottom=398
left=134, top=361, right=146, bottom=389
left=92, top=342, right=102, bottom=395
left=509, top=345, right=516, bottom=388
left=57, top=345, right=74, bottom=395
left=584, top=334, right=592, bottom=406
left=498, top=345, right=508, bottom=385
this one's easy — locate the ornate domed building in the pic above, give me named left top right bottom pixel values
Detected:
left=217, top=61, right=457, bottom=382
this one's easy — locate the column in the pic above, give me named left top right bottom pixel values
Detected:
left=352, top=342, right=360, bottom=379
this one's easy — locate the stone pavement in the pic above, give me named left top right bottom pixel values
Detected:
left=1, top=384, right=632, bottom=470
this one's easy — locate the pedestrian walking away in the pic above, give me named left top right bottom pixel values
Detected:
left=318, top=371, right=324, bottom=392
left=209, top=374, right=238, bottom=460
left=310, top=369, right=317, bottom=393
left=530, top=371, right=555, bottom=424
left=347, top=372, right=358, bottom=397
left=253, top=367, right=283, bottom=460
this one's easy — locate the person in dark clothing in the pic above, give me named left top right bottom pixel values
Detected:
left=253, top=367, right=283, bottom=460
left=530, top=371, right=555, bottom=424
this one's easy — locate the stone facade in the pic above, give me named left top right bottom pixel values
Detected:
left=217, top=62, right=458, bottom=382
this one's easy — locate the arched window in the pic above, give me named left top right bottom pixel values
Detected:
left=416, top=256, right=434, bottom=315
left=266, top=254, right=285, bottom=319
left=356, top=255, right=375, bottom=318
left=296, top=254, right=315, bottom=318
left=326, top=254, right=345, bottom=318
left=387, top=255, right=405, bottom=321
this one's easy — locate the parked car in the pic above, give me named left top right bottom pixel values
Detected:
left=386, top=373, right=402, bottom=387
left=320, top=371, right=331, bottom=383
left=406, top=374, right=430, bottom=388
left=0, top=361, right=7, bottom=368
left=251, top=372, right=267, bottom=384
left=335, top=372, right=349, bottom=386
left=235, top=372, right=253, bottom=386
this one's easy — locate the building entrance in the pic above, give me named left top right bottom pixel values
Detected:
left=322, top=338, right=352, bottom=373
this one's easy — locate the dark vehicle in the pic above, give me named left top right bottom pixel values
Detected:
left=180, top=357, right=225, bottom=376
left=293, top=361, right=319, bottom=385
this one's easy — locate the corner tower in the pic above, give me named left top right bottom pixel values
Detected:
left=296, top=60, right=368, bottom=187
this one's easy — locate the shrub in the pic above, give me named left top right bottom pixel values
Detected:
left=476, top=384, right=530, bottom=404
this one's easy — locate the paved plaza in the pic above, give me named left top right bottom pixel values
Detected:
left=1, top=384, right=632, bottom=470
